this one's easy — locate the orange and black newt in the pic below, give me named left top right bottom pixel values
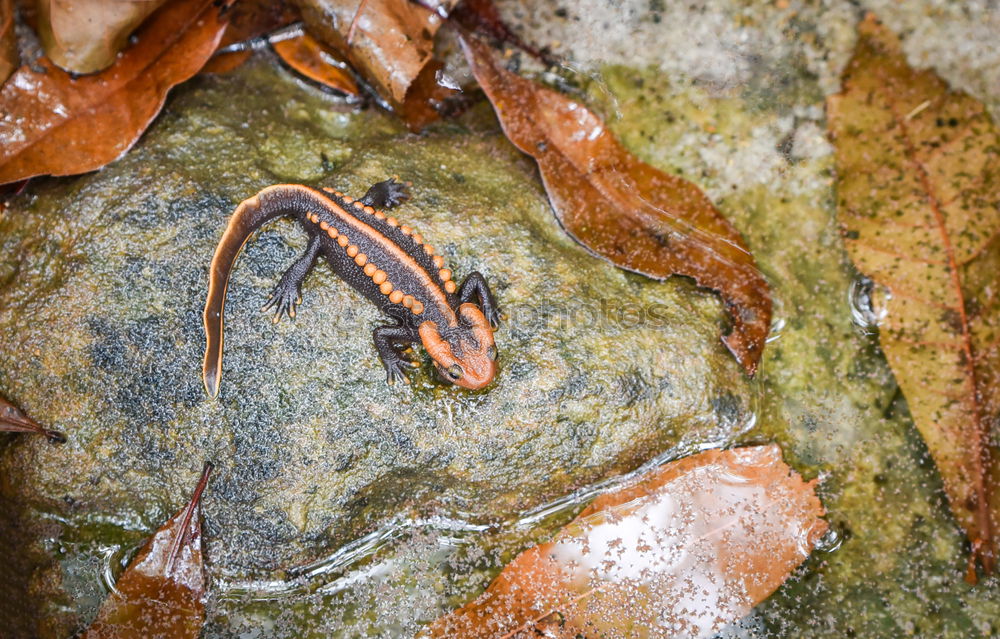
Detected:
left=202, top=179, right=500, bottom=397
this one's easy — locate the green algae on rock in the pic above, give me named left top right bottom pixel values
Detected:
left=0, top=53, right=752, bottom=638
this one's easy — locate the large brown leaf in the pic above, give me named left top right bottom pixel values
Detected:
left=0, top=0, right=15, bottom=85
left=828, top=14, right=1000, bottom=579
left=0, top=0, right=227, bottom=185
left=0, top=394, right=64, bottom=442
left=423, top=445, right=827, bottom=639
left=459, top=34, right=772, bottom=375
left=81, top=462, right=213, bottom=639
left=35, top=0, right=170, bottom=74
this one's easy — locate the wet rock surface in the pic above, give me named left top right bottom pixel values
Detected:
left=0, top=51, right=750, bottom=636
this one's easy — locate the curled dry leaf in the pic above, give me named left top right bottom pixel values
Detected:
left=0, top=0, right=15, bottom=85
left=0, top=395, right=64, bottom=442
left=295, top=0, right=460, bottom=129
left=272, top=31, right=359, bottom=96
left=296, top=0, right=457, bottom=102
left=35, top=0, right=170, bottom=74
left=81, top=462, right=213, bottom=639
left=459, top=35, right=772, bottom=375
left=424, top=445, right=827, bottom=639
left=828, top=14, right=1000, bottom=579
left=0, top=0, right=227, bottom=185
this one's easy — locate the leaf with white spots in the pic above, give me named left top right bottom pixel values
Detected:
left=80, top=462, right=212, bottom=639
left=422, top=445, right=828, bottom=639
left=828, top=14, right=1000, bottom=579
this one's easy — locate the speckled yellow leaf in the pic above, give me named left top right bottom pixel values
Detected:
left=828, top=14, right=1000, bottom=578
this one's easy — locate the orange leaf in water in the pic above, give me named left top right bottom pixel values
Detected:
left=81, top=462, right=213, bottom=639
left=0, top=0, right=16, bottom=85
left=0, top=395, right=64, bottom=442
left=459, top=34, right=772, bottom=375
left=0, top=0, right=228, bottom=185
left=828, top=14, right=1000, bottom=579
left=424, top=445, right=827, bottom=639
left=272, top=31, right=359, bottom=97
left=35, top=0, right=170, bottom=74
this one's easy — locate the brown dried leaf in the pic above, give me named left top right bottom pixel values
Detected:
left=81, top=462, right=213, bottom=639
left=828, top=14, right=1000, bottom=579
left=0, top=0, right=16, bottom=85
left=0, top=0, right=227, bottom=185
left=272, top=31, right=359, bottom=96
left=424, top=445, right=827, bottom=639
left=0, top=395, right=64, bottom=442
left=35, top=0, right=170, bottom=74
left=293, top=0, right=462, bottom=130
left=296, top=0, right=458, bottom=103
left=460, top=35, right=772, bottom=374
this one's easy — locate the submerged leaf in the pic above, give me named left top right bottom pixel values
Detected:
left=0, top=0, right=227, bottom=185
left=459, top=35, right=772, bottom=375
left=0, top=395, right=64, bottom=442
left=828, top=14, right=1000, bottom=578
left=0, top=0, right=15, bottom=85
left=81, top=462, right=213, bottom=639
left=424, top=445, right=827, bottom=639
left=35, top=0, right=170, bottom=74
left=272, top=31, right=359, bottom=96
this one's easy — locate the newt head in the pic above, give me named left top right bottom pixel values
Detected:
left=418, top=304, right=497, bottom=390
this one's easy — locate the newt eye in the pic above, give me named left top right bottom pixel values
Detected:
left=487, top=346, right=497, bottom=360
left=447, top=364, right=464, bottom=380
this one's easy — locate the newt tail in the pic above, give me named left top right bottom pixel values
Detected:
left=202, top=179, right=500, bottom=398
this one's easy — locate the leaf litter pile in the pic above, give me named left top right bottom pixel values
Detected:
left=0, top=0, right=996, bottom=635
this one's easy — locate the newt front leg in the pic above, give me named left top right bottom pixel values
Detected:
left=373, top=322, right=420, bottom=384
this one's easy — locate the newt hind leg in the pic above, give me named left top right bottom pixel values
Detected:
left=361, top=178, right=410, bottom=210
left=262, top=234, right=321, bottom=322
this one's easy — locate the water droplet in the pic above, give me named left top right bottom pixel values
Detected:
left=848, top=275, right=887, bottom=333
left=814, top=525, right=844, bottom=553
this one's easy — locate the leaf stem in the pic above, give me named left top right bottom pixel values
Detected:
left=166, top=461, right=213, bottom=576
